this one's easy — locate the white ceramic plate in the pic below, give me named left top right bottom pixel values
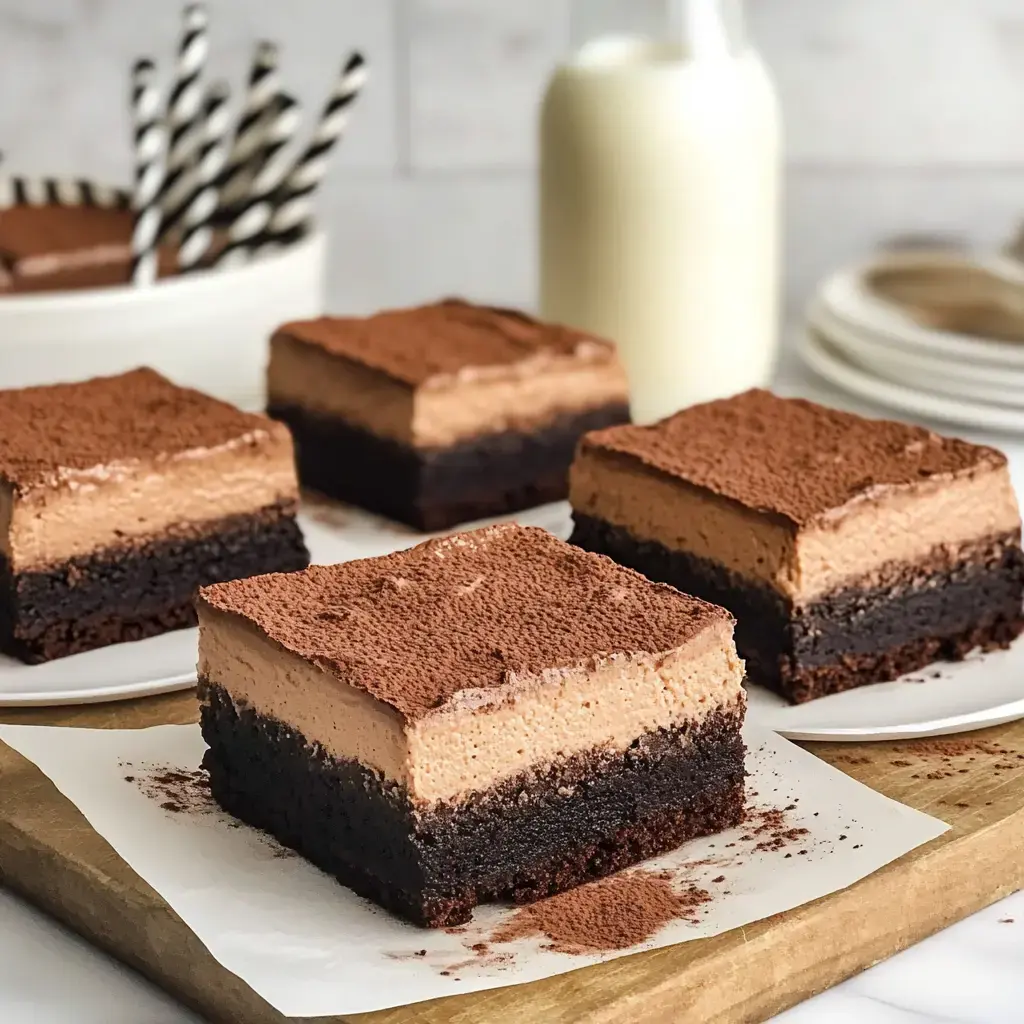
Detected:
left=809, top=299, right=1024, bottom=403
left=0, top=503, right=574, bottom=708
left=745, top=641, right=1024, bottom=741
left=819, top=255, right=1024, bottom=370
left=799, top=327, right=1024, bottom=434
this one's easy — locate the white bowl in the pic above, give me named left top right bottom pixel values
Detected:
left=0, top=231, right=326, bottom=409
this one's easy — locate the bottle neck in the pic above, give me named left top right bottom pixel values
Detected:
left=669, top=0, right=747, bottom=58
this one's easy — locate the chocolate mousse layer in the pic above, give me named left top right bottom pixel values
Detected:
left=0, top=369, right=309, bottom=663
left=569, top=390, right=1024, bottom=703
left=196, top=524, right=746, bottom=926
left=267, top=300, right=630, bottom=530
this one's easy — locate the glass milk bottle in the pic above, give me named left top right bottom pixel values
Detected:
left=539, top=0, right=781, bottom=423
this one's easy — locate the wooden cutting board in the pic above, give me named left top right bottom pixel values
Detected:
left=1, top=692, right=1023, bottom=1024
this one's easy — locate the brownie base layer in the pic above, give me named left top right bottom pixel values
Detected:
left=268, top=402, right=630, bottom=532
left=199, top=681, right=745, bottom=928
left=0, top=506, right=309, bottom=664
left=569, top=514, right=1024, bottom=704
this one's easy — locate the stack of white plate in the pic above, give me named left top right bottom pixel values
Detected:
left=801, top=249, right=1024, bottom=433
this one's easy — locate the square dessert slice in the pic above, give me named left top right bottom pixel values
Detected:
left=569, top=389, right=1024, bottom=704
left=0, top=368, right=309, bottom=663
left=266, top=299, right=630, bottom=530
left=196, top=523, right=745, bottom=927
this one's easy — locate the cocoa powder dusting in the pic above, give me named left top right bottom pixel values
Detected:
left=741, top=806, right=810, bottom=854
left=490, top=870, right=709, bottom=955
left=128, top=766, right=214, bottom=815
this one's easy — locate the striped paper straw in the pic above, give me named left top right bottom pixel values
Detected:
left=266, top=52, right=367, bottom=235
left=248, top=92, right=301, bottom=189
left=0, top=177, right=130, bottom=209
left=130, top=59, right=168, bottom=286
left=175, top=82, right=234, bottom=270
left=162, top=79, right=231, bottom=231
left=217, top=91, right=300, bottom=214
left=214, top=53, right=366, bottom=266
left=160, top=3, right=210, bottom=217
left=217, top=40, right=280, bottom=213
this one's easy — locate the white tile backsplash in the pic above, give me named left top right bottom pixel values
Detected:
left=407, top=0, right=570, bottom=170
left=749, top=0, right=1024, bottom=167
left=322, top=173, right=535, bottom=312
left=0, top=0, right=1022, bottom=315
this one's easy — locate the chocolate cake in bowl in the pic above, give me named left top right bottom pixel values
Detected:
left=196, top=523, right=746, bottom=927
left=0, top=368, right=309, bottom=663
left=267, top=299, right=631, bottom=530
left=0, top=200, right=173, bottom=294
left=569, top=389, right=1024, bottom=704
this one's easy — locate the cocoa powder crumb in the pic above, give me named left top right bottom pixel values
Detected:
left=128, top=765, right=214, bottom=815
left=489, top=870, right=709, bottom=955
left=890, top=760, right=912, bottom=767
left=712, top=875, right=726, bottom=884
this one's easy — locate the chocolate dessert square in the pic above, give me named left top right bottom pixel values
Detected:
left=569, top=389, right=1024, bottom=703
left=196, top=523, right=746, bottom=927
left=266, top=299, right=630, bottom=531
left=0, top=203, right=174, bottom=293
left=0, top=368, right=309, bottom=663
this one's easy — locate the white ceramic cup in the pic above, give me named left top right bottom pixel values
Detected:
left=0, top=231, right=326, bottom=410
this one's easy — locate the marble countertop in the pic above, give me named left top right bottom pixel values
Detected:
left=2, top=351, right=1023, bottom=1023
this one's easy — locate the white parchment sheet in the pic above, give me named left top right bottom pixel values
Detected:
left=0, top=722, right=948, bottom=1018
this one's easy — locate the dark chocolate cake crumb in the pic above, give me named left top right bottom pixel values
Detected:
left=489, top=869, right=710, bottom=954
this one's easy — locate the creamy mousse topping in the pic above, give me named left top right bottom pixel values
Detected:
left=571, top=389, right=1021, bottom=603
left=197, top=524, right=745, bottom=805
left=268, top=299, right=629, bottom=447
left=0, top=368, right=299, bottom=571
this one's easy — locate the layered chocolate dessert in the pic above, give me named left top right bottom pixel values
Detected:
left=0, top=203, right=174, bottom=294
left=0, top=368, right=309, bottom=663
left=569, top=389, right=1024, bottom=703
left=197, top=523, right=746, bottom=927
left=266, top=299, right=631, bottom=531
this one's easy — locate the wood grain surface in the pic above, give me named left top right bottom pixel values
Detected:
left=1, top=691, right=1023, bottom=1024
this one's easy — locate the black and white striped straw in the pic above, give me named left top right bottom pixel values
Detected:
left=174, top=81, right=233, bottom=270
left=130, top=58, right=168, bottom=286
left=0, top=177, right=130, bottom=209
left=217, top=40, right=280, bottom=212
left=160, top=3, right=210, bottom=217
left=213, top=53, right=365, bottom=266
left=266, top=52, right=367, bottom=235
left=249, top=92, right=301, bottom=187
left=217, top=91, right=300, bottom=214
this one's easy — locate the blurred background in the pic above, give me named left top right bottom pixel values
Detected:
left=1, top=0, right=1022, bottom=317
